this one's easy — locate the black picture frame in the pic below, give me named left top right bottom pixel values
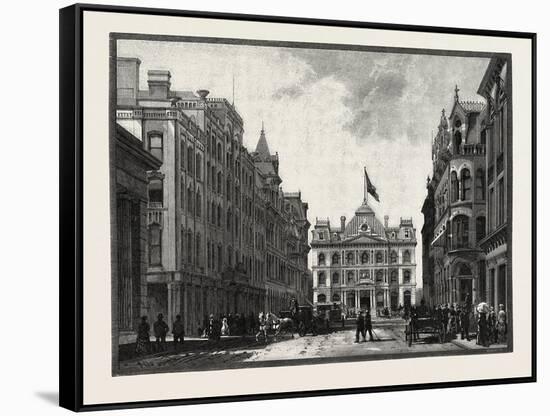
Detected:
left=59, top=3, right=537, bottom=412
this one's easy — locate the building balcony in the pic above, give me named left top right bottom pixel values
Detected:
left=459, top=143, right=486, bottom=156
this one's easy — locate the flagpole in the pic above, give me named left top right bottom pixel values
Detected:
left=364, top=166, right=368, bottom=203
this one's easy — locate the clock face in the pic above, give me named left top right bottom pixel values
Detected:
left=361, top=223, right=369, bottom=232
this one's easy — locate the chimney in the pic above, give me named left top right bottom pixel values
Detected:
left=340, top=216, right=346, bottom=233
left=384, top=215, right=389, bottom=228
left=147, top=70, right=171, bottom=99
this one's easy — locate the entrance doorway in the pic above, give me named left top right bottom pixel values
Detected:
left=359, top=290, right=370, bottom=310
left=459, top=279, right=473, bottom=304
left=390, top=291, right=398, bottom=310
left=346, top=291, right=356, bottom=308
left=404, top=290, right=411, bottom=309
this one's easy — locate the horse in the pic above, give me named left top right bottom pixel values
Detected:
left=269, top=313, right=295, bottom=340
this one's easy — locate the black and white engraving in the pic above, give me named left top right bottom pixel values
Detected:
left=110, top=36, right=512, bottom=376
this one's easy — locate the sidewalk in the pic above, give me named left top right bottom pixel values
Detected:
left=450, top=337, right=507, bottom=350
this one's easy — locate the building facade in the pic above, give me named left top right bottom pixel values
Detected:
left=311, top=199, right=417, bottom=314
left=423, top=87, right=487, bottom=306
left=477, top=56, right=511, bottom=312
left=115, top=57, right=311, bottom=340
left=111, top=124, right=162, bottom=364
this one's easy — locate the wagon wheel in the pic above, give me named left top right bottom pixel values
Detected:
left=298, top=322, right=306, bottom=337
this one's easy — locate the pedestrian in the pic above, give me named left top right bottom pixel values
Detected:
left=488, top=306, right=497, bottom=344
left=496, top=304, right=507, bottom=343
left=324, top=308, right=331, bottom=333
left=197, top=321, right=203, bottom=338
left=255, top=312, right=267, bottom=343
left=459, top=306, right=470, bottom=341
left=153, top=313, right=169, bottom=352
left=477, top=311, right=489, bottom=347
left=172, top=314, right=185, bottom=352
left=208, top=314, right=220, bottom=342
left=135, top=316, right=150, bottom=355
left=365, top=309, right=374, bottom=341
left=355, top=309, right=366, bottom=343
left=341, top=309, right=346, bottom=329
left=221, top=316, right=229, bottom=336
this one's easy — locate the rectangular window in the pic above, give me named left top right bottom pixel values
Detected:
left=149, top=134, right=163, bottom=162
left=488, top=187, right=495, bottom=231
left=498, top=179, right=505, bottom=225
left=149, top=225, right=162, bottom=266
left=148, top=178, right=163, bottom=207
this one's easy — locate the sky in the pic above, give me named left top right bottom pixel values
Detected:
left=118, top=39, right=490, bottom=287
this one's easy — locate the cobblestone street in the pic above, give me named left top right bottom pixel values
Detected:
left=117, top=321, right=505, bottom=376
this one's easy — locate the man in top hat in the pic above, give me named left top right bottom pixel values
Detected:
left=153, top=313, right=169, bottom=352
left=355, top=310, right=366, bottom=343
left=172, top=314, right=185, bottom=352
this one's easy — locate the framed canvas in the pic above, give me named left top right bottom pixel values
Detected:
left=59, top=3, right=537, bottom=411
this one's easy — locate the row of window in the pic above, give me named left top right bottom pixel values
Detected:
left=318, top=250, right=411, bottom=266
left=317, top=269, right=412, bottom=286
left=316, top=290, right=412, bottom=305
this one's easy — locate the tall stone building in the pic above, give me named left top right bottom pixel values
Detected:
left=111, top=124, right=162, bottom=362
left=422, top=87, right=487, bottom=306
left=114, top=57, right=311, bottom=340
left=477, top=56, right=511, bottom=311
left=311, top=198, right=417, bottom=314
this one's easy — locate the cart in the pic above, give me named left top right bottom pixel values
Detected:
left=295, top=306, right=325, bottom=336
left=404, top=315, right=444, bottom=346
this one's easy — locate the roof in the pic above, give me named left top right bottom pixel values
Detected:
left=343, top=199, right=385, bottom=238
left=255, top=126, right=271, bottom=158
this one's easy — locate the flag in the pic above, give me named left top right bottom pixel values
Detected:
left=364, top=167, right=380, bottom=202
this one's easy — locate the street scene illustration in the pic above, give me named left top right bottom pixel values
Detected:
left=112, top=37, right=511, bottom=375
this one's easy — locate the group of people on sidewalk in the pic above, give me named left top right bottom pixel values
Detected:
left=410, top=297, right=508, bottom=346
left=135, top=313, right=185, bottom=355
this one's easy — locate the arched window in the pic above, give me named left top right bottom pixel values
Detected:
left=226, top=178, right=231, bottom=199
left=216, top=204, right=221, bottom=226
left=148, top=178, right=163, bottom=206
left=148, top=133, right=163, bottom=161
left=346, top=252, right=354, bottom=265
left=187, top=146, right=194, bottom=176
left=403, top=250, right=411, bottom=264
left=226, top=208, right=232, bottom=231
left=332, top=293, right=341, bottom=302
left=453, top=215, right=470, bottom=249
left=376, top=291, right=384, bottom=307
left=403, top=270, right=411, bottom=283
left=195, top=233, right=201, bottom=266
left=318, top=253, right=326, bottom=266
left=347, top=271, right=355, bottom=284
left=376, top=251, right=383, bottom=263
left=186, top=231, right=193, bottom=264
left=361, top=251, right=369, bottom=264
left=227, top=246, right=233, bottom=267
left=461, top=168, right=472, bottom=200
left=217, top=171, right=222, bottom=194
left=318, top=272, right=326, bottom=287
left=390, top=250, right=397, bottom=264
left=317, top=294, right=327, bottom=303
left=195, top=190, right=201, bottom=217
left=376, top=270, right=384, bottom=282
left=451, top=171, right=459, bottom=202
left=332, top=272, right=340, bottom=285
left=454, top=131, right=462, bottom=154
left=390, top=269, right=398, bottom=283
left=476, top=216, right=486, bottom=242
left=195, top=153, right=202, bottom=181
left=217, top=143, right=222, bottom=162
left=148, top=223, right=162, bottom=266
left=332, top=253, right=340, bottom=265
left=476, top=168, right=485, bottom=200
left=187, top=186, right=193, bottom=214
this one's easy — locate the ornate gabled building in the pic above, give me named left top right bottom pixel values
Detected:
left=252, top=126, right=311, bottom=312
left=311, top=198, right=417, bottom=314
left=424, top=86, right=487, bottom=306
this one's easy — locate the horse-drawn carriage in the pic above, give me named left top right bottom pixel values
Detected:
left=404, top=315, right=444, bottom=346
left=294, top=306, right=327, bottom=336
